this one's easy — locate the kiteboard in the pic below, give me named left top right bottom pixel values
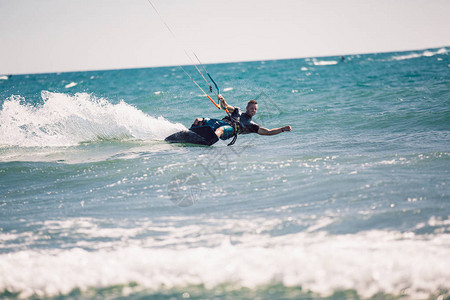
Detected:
left=165, top=125, right=219, bottom=146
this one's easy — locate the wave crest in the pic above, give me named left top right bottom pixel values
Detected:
left=0, top=91, right=186, bottom=147
left=391, top=48, right=448, bottom=61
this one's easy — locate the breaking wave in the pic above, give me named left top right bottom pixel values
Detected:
left=0, top=91, right=186, bottom=147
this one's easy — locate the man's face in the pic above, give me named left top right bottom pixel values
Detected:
left=246, top=103, right=258, bottom=117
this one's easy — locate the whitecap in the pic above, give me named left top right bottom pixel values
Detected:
left=312, top=60, right=338, bottom=66
left=391, top=48, right=448, bottom=61
left=64, top=82, right=77, bottom=88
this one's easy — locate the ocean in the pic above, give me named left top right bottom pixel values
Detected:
left=0, top=47, right=449, bottom=299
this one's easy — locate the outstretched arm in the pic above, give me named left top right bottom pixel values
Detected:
left=218, top=94, right=235, bottom=113
left=257, top=125, right=292, bottom=136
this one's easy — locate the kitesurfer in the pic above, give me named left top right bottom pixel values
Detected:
left=191, top=94, right=292, bottom=141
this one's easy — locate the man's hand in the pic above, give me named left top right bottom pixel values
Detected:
left=218, top=94, right=226, bottom=108
left=218, top=94, right=234, bottom=112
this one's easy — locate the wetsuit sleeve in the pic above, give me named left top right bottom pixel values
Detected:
left=246, top=122, right=260, bottom=133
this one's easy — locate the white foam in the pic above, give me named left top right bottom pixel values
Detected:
left=391, top=48, right=448, bottom=61
left=64, top=82, right=77, bottom=88
left=1, top=217, right=449, bottom=298
left=312, top=59, right=338, bottom=66
left=0, top=91, right=186, bottom=147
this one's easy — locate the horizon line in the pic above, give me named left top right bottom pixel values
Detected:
left=3, top=45, right=448, bottom=77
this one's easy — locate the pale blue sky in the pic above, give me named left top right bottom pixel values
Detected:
left=1, top=0, right=449, bottom=74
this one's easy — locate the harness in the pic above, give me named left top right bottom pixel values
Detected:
left=222, top=115, right=240, bottom=146
left=228, top=122, right=239, bottom=146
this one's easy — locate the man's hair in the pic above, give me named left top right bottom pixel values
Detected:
left=247, top=100, right=258, bottom=106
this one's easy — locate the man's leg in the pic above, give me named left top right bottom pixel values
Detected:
left=193, top=119, right=231, bottom=140
left=215, top=126, right=224, bottom=138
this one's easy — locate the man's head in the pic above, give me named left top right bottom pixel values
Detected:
left=246, top=100, right=258, bottom=117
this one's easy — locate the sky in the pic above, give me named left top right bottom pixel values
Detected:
left=1, top=0, right=450, bottom=75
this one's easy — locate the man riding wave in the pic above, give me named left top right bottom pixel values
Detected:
left=191, top=94, right=292, bottom=142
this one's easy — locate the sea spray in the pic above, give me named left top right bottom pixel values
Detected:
left=0, top=91, right=186, bottom=147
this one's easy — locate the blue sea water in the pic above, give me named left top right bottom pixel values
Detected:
left=0, top=47, right=449, bottom=299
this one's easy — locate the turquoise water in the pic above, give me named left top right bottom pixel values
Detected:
left=1, top=47, right=449, bottom=299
